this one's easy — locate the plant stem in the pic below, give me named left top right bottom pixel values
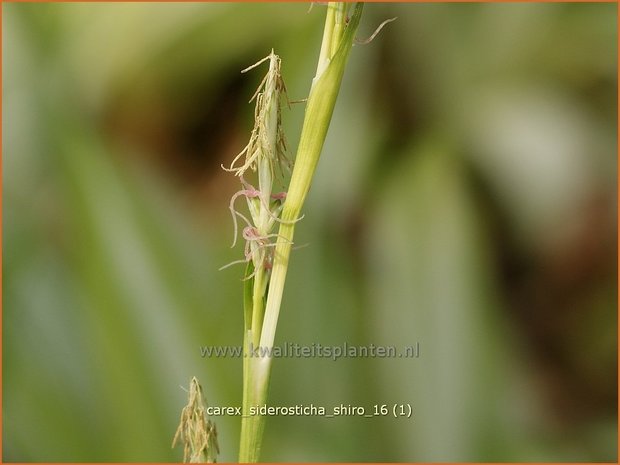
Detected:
left=260, top=2, right=363, bottom=352
left=238, top=3, right=363, bottom=462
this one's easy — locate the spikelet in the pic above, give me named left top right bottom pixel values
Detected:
left=222, top=50, right=289, bottom=180
left=173, top=377, right=219, bottom=463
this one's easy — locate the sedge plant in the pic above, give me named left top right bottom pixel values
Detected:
left=173, top=3, right=365, bottom=463
left=231, top=4, right=365, bottom=462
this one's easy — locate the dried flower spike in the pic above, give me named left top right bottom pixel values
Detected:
left=222, top=51, right=302, bottom=277
left=173, top=377, right=219, bottom=463
left=222, top=50, right=289, bottom=180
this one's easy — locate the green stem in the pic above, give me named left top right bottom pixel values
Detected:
left=240, top=274, right=254, bottom=462
left=259, top=3, right=363, bottom=352
left=251, top=267, right=267, bottom=347
left=239, top=265, right=269, bottom=462
left=238, top=3, right=364, bottom=462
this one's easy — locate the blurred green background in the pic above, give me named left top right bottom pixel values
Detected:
left=3, top=2, right=617, bottom=462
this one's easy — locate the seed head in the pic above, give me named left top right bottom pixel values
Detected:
left=173, top=377, right=219, bottom=463
left=223, top=50, right=289, bottom=179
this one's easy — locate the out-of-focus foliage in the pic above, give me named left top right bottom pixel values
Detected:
left=3, top=3, right=616, bottom=462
